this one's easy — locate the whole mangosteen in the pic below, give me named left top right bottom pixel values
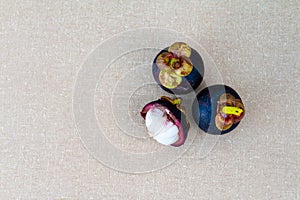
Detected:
left=192, top=85, right=245, bottom=135
left=152, top=42, right=204, bottom=94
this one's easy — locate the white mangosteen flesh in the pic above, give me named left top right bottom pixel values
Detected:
left=145, top=107, right=179, bottom=146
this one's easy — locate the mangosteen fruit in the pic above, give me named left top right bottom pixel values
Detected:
left=152, top=42, right=204, bottom=94
left=192, top=85, right=245, bottom=135
left=140, top=96, right=190, bottom=147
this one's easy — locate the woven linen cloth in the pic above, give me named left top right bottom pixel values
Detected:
left=0, top=1, right=299, bottom=199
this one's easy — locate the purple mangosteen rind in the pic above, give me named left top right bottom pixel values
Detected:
left=152, top=44, right=204, bottom=95
left=140, top=97, right=190, bottom=147
left=192, top=85, right=245, bottom=135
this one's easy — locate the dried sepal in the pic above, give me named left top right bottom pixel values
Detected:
left=156, top=52, right=173, bottom=70
left=172, top=56, right=193, bottom=77
left=215, top=113, right=234, bottom=131
left=159, top=70, right=182, bottom=89
left=168, top=42, right=192, bottom=58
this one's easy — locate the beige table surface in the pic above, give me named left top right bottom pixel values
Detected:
left=1, top=1, right=299, bottom=199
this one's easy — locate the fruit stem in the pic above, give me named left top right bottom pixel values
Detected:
left=222, top=106, right=243, bottom=116
left=172, top=98, right=181, bottom=105
left=161, top=96, right=181, bottom=105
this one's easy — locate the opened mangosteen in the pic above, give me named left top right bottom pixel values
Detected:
left=192, top=85, right=245, bottom=135
left=140, top=96, right=190, bottom=147
left=152, top=42, right=204, bottom=94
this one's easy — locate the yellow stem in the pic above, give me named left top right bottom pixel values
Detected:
left=222, top=106, right=243, bottom=116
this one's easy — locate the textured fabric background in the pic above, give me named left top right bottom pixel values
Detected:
left=0, top=0, right=299, bottom=199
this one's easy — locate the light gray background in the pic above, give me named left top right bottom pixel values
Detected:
left=0, top=1, right=299, bottom=199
